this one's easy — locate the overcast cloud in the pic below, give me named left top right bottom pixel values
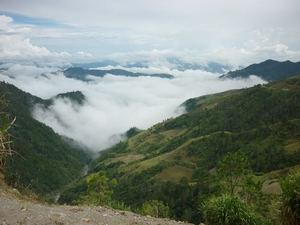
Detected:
left=1, top=0, right=300, bottom=65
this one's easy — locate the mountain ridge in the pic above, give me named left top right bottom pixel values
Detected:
left=59, top=75, right=300, bottom=224
left=0, top=81, right=89, bottom=194
left=63, top=67, right=174, bottom=81
left=220, top=59, right=300, bottom=81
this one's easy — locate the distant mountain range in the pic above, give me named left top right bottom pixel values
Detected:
left=220, top=59, right=300, bottom=81
left=73, top=59, right=232, bottom=74
left=167, top=58, right=232, bottom=73
left=63, top=67, right=174, bottom=81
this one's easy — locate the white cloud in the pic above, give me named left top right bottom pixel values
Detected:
left=1, top=0, right=299, bottom=64
left=0, top=15, right=94, bottom=66
left=0, top=64, right=266, bottom=151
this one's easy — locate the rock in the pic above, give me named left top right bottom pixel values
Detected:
left=81, top=218, right=90, bottom=222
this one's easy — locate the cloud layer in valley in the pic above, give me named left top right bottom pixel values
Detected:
left=0, top=64, right=266, bottom=151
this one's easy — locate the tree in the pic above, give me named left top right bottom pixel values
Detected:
left=217, top=150, right=249, bottom=195
left=79, top=171, right=117, bottom=205
left=239, top=175, right=267, bottom=214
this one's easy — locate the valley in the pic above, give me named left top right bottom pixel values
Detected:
left=1, top=2, right=300, bottom=224
left=1, top=62, right=300, bottom=225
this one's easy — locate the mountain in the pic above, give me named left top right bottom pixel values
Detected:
left=73, top=59, right=232, bottom=73
left=60, top=75, right=300, bottom=223
left=167, top=58, right=232, bottom=73
left=220, top=59, right=300, bottom=81
left=0, top=82, right=89, bottom=195
left=63, top=67, right=174, bottom=81
left=54, top=91, right=86, bottom=105
left=73, top=60, right=119, bottom=69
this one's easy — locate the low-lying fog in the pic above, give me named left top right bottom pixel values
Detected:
left=0, top=64, right=265, bottom=151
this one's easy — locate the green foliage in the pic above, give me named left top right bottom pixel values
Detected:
left=60, top=76, right=300, bottom=224
left=203, top=195, right=259, bottom=225
left=0, top=82, right=89, bottom=194
left=126, top=127, right=142, bottom=138
left=58, top=178, right=88, bottom=205
left=217, top=151, right=272, bottom=221
left=0, top=94, right=16, bottom=172
left=218, top=150, right=250, bottom=195
left=55, top=91, right=86, bottom=105
left=141, top=200, right=169, bottom=218
left=239, top=175, right=266, bottom=211
left=78, top=171, right=117, bottom=206
left=221, top=59, right=300, bottom=81
left=280, top=169, right=300, bottom=225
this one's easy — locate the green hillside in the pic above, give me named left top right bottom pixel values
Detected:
left=60, top=75, right=300, bottom=223
left=220, top=59, right=300, bottom=81
left=0, top=82, right=89, bottom=195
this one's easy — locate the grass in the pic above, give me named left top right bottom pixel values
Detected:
left=156, top=165, right=193, bottom=182
left=104, top=154, right=144, bottom=165
left=160, top=128, right=186, bottom=138
left=285, top=140, right=300, bottom=154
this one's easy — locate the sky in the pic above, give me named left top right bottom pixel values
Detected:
left=1, top=0, right=300, bottom=66
left=0, top=0, right=299, bottom=151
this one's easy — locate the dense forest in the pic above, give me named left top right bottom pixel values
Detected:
left=60, top=75, right=300, bottom=224
left=0, top=82, right=89, bottom=195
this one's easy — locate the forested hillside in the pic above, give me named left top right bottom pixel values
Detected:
left=220, top=59, right=300, bottom=81
left=0, top=82, right=89, bottom=194
left=60, top=75, right=300, bottom=224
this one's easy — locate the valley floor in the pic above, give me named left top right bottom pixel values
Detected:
left=0, top=192, right=192, bottom=225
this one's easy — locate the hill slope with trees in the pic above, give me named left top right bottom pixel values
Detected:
left=220, top=59, right=300, bottom=81
left=60, top=75, right=300, bottom=224
left=0, top=82, right=89, bottom=195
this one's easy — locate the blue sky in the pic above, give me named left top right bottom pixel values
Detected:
left=0, top=0, right=300, bottom=66
left=0, top=11, right=68, bottom=28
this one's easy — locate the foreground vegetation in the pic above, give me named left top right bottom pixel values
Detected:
left=60, top=75, right=300, bottom=224
left=0, top=94, right=15, bottom=172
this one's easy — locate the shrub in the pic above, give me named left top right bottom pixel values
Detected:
left=203, top=195, right=258, bottom=225
left=0, top=95, right=15, bottom=172
left=280, top=169, right=300, bottom=225
left=141, top=200, right=169, bottom=218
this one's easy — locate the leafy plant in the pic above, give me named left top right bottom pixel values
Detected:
left=203, top=195, right=258, bottom=225
left=0, top=94, right=16, bottom=172
left=79, top=171, right=117, bottom=205
left=218, top=150, right=250, bottom=195
left=141, top=200, right=169, bottom=218
left=280, top=169, right=300, bottom=225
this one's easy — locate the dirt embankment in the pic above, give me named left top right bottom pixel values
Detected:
left=0, top=181, right=193, bottom=225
